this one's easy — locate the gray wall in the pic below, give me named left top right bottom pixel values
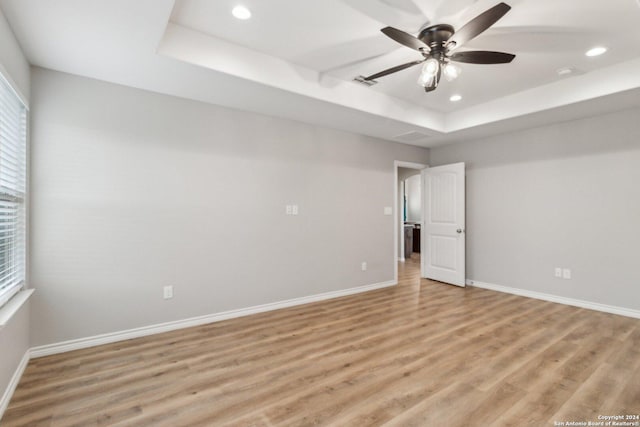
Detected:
left=0, top=302, right=29, bottom=406
left=29, top=68, right=430, bottom=346
left=430, top=108, right=640, bottom=311
left=0, top=6, right=28, bottom=100
left=0, top=5, right=30, bottom=417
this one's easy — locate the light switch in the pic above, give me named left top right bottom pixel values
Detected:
left=163, top=285, right=173, bottom=299
left=562, top=269, right=572, bottom=279
left=384, top=207, right=393, bottom=215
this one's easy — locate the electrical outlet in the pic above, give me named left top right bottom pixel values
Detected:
left=163, top=285, right=173, bottom=299
left=562, top=269, right=572, bottom=280
left=292, top=205, right=299, bottom=215
left=554, top=268, right=562, bottom=278
left=361, top=262, right=367, bottom=271
left=286, top=205, right=292, bottom=215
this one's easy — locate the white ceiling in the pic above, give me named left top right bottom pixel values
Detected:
left=2, top=0, right=640, bottom=146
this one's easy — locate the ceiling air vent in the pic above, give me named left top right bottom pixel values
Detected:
left=393, top=131, right=431, bottom=143
left=353, top=75, right=378, bottom=87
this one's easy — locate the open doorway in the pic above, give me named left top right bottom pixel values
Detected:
left=399, top=168, right=422, bottom=262
left=394, top=161, right=427, bottom=283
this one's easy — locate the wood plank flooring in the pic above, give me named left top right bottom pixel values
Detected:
left=3, top=255, right=640, bottom=426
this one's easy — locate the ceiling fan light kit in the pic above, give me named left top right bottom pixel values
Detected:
left=363, top=2, right=516, bottom=93
left=443, top=63, right=462, bottom=82
left=417, top=57, right=440, bottom=89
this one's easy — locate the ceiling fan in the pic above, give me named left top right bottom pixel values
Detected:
left=363, top=2, right=516, bottom=92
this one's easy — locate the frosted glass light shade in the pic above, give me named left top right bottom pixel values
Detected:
left=417, top=58, right=440, bottom=87
left=444, top=63, right=461, bottom=81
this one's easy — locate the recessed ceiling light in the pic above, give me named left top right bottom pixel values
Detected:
left=557, top=67, right=574, bottom=76
left=232, top=5, right=252, bottom=20
left=449, top=94, right=462, bottom=102
left=585, top=46, right=607, bottom=57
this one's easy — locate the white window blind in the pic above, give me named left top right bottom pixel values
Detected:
left=0, top=74, right=26, bottom=309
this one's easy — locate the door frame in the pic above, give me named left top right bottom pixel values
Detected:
left=394, top=160, right=427, bottom=284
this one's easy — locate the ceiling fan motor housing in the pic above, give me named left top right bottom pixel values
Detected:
left=418, top=24, right=455, bottom=53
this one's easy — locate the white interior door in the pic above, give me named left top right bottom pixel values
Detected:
left=421, top=163, right=466, bottom=287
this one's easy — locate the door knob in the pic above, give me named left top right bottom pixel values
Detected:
left=457, top=229, right=464, bottom=234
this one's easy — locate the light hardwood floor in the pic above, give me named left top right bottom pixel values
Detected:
left=4, top=255, right=640, bottom=426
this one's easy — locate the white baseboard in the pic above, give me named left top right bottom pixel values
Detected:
left=467, top=279, right=640, bottom=319
left=0, top=349, right=29, bottom=420
left=31, top=280, right=397, bottom=358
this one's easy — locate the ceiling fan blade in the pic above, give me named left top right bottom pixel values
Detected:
left=365, top=59, right=425, bottom=81
left=446, top=2, right=511, bottom=50
left=381, top=26, right=430, bottom=52
left=449, top=50, right=515, bottom=64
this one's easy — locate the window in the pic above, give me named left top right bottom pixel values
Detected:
left=0, top=73, right=27, bottom=308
